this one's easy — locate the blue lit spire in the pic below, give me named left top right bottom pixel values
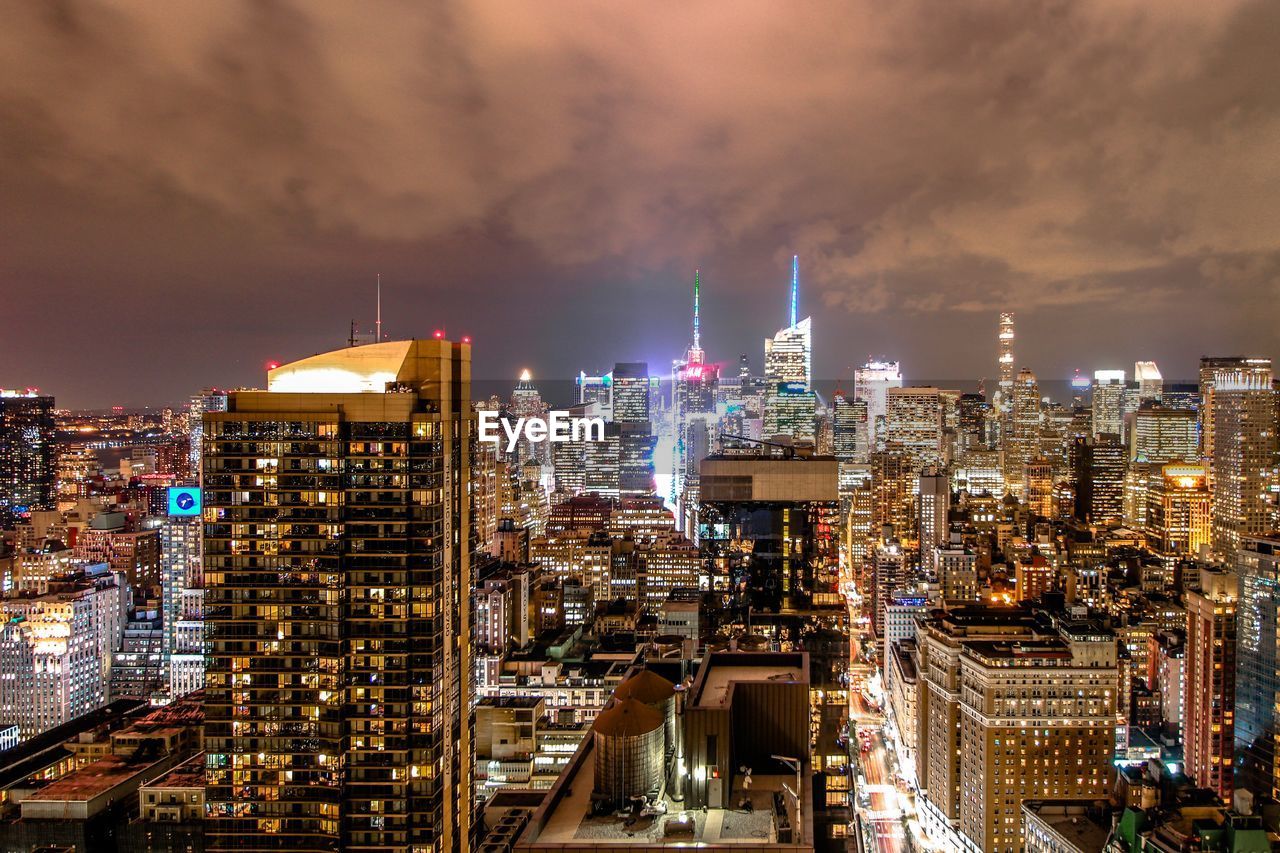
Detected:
left=790, top=254, right=799, bottom=328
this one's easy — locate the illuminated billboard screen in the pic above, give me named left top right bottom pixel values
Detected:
left=167, top=487, right=202, bottom=517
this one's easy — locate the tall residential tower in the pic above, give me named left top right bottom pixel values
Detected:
left=203, top=339, right=476, bottom=853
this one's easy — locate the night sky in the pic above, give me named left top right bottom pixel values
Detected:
left=3, top=1, right=1278, bottom=408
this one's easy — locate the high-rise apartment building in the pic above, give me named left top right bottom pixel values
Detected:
left=0, top=391, right=57, bottom=527
left=1236, top=535, right=1280, bottom=797
left=918, top=469, right=949, bottom=551
left=160, top=504, right=206, bottom=701
left=931, top=544, right=978, bottom=602
left=885, top=387, right=943, bottom=468
left=915, top=607, right=1117, bottom=853
left=0, top=567, right=129, bottom=739
left=188, top=389, right=228, bottom=481
left=1199, top=356, right=1272, bottom=462
left=1204, top=357, right=1275, bottom=560
left=203, top=339, right=476, bottom=853
left=1024, top=457, right=1055, bottom=518
left=1183, top=567, right=1238, bottom=800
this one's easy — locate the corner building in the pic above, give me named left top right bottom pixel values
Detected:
left=203, top=340, right=476, bottom=853
left=916, top=607, right=1117, bottom=853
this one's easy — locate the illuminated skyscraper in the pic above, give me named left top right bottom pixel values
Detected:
left=160, top=510, right=204, bottom=699
left=1004, top=367, right=1040, bottom=493
left=917, top=469, right=948, bottom=551
left=957, top=392, right=990, bottom=450
left=1183, top=567, right=1237, bottom=799
left=996, top=312, right=1014, bottom=418
left=854, top=360, right=903, bottom=450
left=203, top=339, right=476, bottom=853
left=833, top=391, right=870, bottom=462
left=612, top=362, right=656, bottom=496
left=1023, top=456, right=1055, bottom=518
left=1203, top=357, right=1275, bottom=560
left=885, top=386, right=943, bottom=468
left=0, top=391, right=56, bottom=526
left=1145, top=464, right=1212, bottom=557
left=1236, top=535, right=1280, bottom=797
left=1128, top=403, right=1198, bottom=464
left=187, top=388, right=228, bottom=481
left=672, top=271, right=719, bottom=518
left=1091, top=369, right=1126, bottom=438
left=611, top=362, right=650, bottom=424
left=575, top=370, right=612, bottom=413
left=763, top=258, right=814, bottom=442
left=1074, top=433, right=1126, bottom=524
left=764, top=319, right=812, bottom=389
left=1199, top=356, right=1272, bottom=462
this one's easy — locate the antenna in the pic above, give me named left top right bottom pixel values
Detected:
left=693, top=268, right=701, bottom=351
left=790, top=254, right=799, bottom=327
left=376, top=274, right=382, bottom=342
left=349, top=319, right=358, bottom=348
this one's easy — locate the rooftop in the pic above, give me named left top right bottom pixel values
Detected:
left=690, top=651, right=808, bottom=709
left=141, top=751, right=205, bottom=790
left=25, top=753, right=163, bottom=802
left=1023, top=800, right=1113, bottom=851
left=524, top=738, right=800, bottom=848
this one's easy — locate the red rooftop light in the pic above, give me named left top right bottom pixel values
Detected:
left=433, top=330, right=444, bottom=339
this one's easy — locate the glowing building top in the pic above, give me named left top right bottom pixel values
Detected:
left=266, top=339, right=468, bottom=394
left=765, top=256, right=812, bottom=389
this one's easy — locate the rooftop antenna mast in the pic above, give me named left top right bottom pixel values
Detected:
left=349, top=319, right=359, bottom=347
left=376, top=274, right=382, bottom=342
left=693, top=268, right=701, bottom=351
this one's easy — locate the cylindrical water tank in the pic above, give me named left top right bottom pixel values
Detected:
left=592, top=697, right=665, bottom=809
left=614, top=669, right=678, bottom=754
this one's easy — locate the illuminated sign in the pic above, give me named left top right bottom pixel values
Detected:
left=168, top=487, right=202, bottom=517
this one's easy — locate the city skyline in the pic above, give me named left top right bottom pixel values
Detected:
left=4, top=2, right=1280, bottom=407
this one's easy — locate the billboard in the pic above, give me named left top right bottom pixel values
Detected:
left=167, top=486, right=202, bottom=517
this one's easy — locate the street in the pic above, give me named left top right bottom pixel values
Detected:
left=844, top=580, right=915, bottom=853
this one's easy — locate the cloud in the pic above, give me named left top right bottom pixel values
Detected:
left=0, top=0, right=1277, bottom=404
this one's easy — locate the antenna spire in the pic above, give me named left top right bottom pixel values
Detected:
left=376, top=274, right=382, bottom=342
left=693, top=268, right=701, bottom=351
left=790, top=254, right=799, bottom=327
